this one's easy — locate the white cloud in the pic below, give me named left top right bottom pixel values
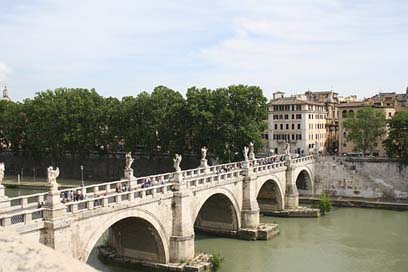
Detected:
left=0, top=63, right=11, bottom=82
left=0, top=0, right=407, bottom=100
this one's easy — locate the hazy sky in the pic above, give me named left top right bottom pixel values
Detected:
left=1, top=0, right=407, bottom=101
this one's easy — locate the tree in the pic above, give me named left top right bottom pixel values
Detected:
left=383, top=111, right=408, bottom=163
left=186, top=85, right=267, bottom=162
left=343, top=107, right=386, bottom=155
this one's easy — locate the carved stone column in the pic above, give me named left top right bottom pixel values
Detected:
left=284, top=159, right=299, bottom=209
left=241, top=161, right=260, bottom=229
left=169, top=186, right=195, bottom=262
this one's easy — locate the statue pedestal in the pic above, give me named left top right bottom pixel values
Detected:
left=45, top=190, right=66, bottom=220
left=249, top=153, right=255, bottom=160
left=123, top=169, right=135, bottom=180
left=200, top=159, right=210, bottom=174
left=172, top=171, right=185, bottom=191
left=0, top=184, right=10, bottom=209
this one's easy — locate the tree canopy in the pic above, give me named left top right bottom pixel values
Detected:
left=343, top=107, right=387, bottom=155
left=0, top=85, right=267, bottom=162
left=383, top=111, right=408, bottom=163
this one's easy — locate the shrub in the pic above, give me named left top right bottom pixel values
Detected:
left=210, top=252, right=224, bottom=271
left=319, top=192, right=332, bottom=215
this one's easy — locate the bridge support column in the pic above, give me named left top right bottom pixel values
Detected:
left=0, top=184, right=10, bottom=209
left=241, top=169, right=260, bottom=229
left=43, top=189, right=71, bottom=255
left=170, top=174, right=195, bottom=263
left=285, top=159, right=299, bottom=209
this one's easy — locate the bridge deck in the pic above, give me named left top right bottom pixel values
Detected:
left=0, top=155, right=314, bottom=229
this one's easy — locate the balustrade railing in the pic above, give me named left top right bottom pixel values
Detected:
left=64, top=183, right=174, bottom=215
left=0, top=153, right=315, bottom=228
left=0, top=208, right=45, bottom=227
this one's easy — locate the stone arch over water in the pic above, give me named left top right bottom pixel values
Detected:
left=257, top=179, right=284, bottom=212
left=295, top=169, right=313, bottom=195
left=194, top=190, right=240, bottom=235
left=81, top=209, right=169, bottom=264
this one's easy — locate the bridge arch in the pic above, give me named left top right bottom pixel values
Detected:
left=294, top=166, right=314, bottom=195
left=80, top=208, right=170, bottom=264
left=256, top=176, right=285, bottom=212
left=193, top=188, right=241, bottom=235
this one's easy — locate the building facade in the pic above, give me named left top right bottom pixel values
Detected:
left=304, top=91, right=339, bottom=153
left=268, top=92, right=327, bottom=155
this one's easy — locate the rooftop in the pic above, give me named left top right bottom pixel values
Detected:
left=269, top=97, right=325, bottom=106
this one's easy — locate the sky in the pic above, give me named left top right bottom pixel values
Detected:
left=0, top=0, right=407, bottom=101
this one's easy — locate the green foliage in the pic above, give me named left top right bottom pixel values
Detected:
left=0, top=85, right=268, bottom=161
left=210, top=252, right=224, bottom=271
left=343, top=107, right=387, bottom=155
left=319, top=192, right=332, bottom=215
left=383, top=112, right=408, bottom=164
left=186, top=85, right=267, bottom=161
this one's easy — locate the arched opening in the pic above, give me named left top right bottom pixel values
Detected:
left=296, top=170, right=313, bottom=195
left=257, top=180, right=283, bottom=213
left=342, top=110, right=348, bottom=118
left=87, top=217, right=166, bottom=267
left=194, top=193, right=239, bottom=236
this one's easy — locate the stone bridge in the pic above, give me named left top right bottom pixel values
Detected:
left=0, top=154, right=316, bottom=267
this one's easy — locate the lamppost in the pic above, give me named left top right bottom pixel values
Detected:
left=80, top=165, right=84, bottom=187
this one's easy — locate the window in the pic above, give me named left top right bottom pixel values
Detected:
left=280, top=124, right=283, bottom=130
left=292, top=134, right=295, bottom=140
left=342, top=110, right=348, bottom=118
left=285, top=114, right=289, bottom=120
left=292, top=124, right=295, bottom=129
left=275, top=124, right=278, bottom=130
left=298, top=124, right=301, bottom=129
left=292, top=114, right=295, bottom=119
left=296, top=114, right=301, bottom=119
left=286, top=124, right=289, bottom=130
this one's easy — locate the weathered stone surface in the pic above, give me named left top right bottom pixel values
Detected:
left=315, top=156, right=408, bottom=199
left=0, top=155, right=316, bottom=269
left=0, top=230, right=97, bottom=272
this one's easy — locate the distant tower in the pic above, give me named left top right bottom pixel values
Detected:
left=2, top=85, right=11, bottom=101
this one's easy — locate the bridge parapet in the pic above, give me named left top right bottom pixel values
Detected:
left=0, top=192, right=48, bottom=213
left=290, top=155, right=314, bottom=165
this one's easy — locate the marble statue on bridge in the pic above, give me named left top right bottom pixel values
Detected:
left=243, top=146, right=249, bottom=161
left=249, top=142, right=255, bottom=160
left=173, top=154, right=182, bottom=172
left=284, top=142, right=290, bottom=156
left=125, top=152, right=134, bottom=170
left=47, top=166, right=60, bottom=193
left=201, top=147, right=208, bottom=160
left=0, top=162, right=4, bottom=185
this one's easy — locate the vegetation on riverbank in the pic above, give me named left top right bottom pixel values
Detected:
left=210, top=252, right=224, bottom=271
left=0, top=86, right=267, bottom=162
left=319, top=192, right=332, bottom=215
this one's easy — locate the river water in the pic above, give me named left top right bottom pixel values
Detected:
left=86, top=208, right=408, bottom=272
left=5, top=188, right=407, bottom=271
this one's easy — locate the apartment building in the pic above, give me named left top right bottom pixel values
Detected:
left=304, top=91, right=339, bottom=153
left=268, top=92, right=327, bottom=155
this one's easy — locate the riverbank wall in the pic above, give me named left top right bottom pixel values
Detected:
left=300, top=196, right=408, bottom=210
left=314, top=156, right=408, bottom=201
left=0, top=151, right=201, bottom=182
